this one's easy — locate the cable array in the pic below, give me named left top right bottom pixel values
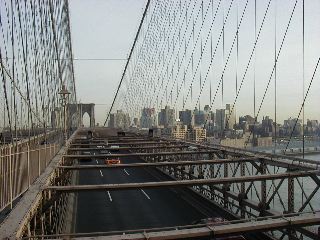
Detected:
left=106, top=0, right=319, bottom=152
left=0, top=0, right=77, bottom=144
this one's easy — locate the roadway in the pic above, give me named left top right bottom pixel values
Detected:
left=74, top=149, right=217, bottom=233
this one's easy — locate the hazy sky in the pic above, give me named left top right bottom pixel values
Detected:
left=69, top=0, right=320, bottom=125
left=69, top=0, right=147, bottom=125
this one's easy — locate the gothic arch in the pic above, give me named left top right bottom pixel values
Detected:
left=68, top=103, right=95, bottom=127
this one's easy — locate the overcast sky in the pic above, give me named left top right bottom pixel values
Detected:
left=69, top=0, right=147, bottom=125
left=69, top=0, right=320, bottom=126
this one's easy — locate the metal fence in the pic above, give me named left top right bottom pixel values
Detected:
left=0, top=132, right=63, bottom=212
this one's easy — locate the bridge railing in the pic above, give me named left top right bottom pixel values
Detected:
left=0, top=131, right=63, bottom=212
left=130, top=137, right=320, bottom=239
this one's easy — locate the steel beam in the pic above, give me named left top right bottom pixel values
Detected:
left=184, top=140, right=320, bottom=166
left=63, top=150, right=218, bottom=159
left=69, top=141, right=180, bottom=146
left=58, top=158, right=258, bottom=170
left=68, top=145, right=190, bottom=151
left=44, top=170, right=320, bottom=192
left=23, top=212, right=320, bottom=239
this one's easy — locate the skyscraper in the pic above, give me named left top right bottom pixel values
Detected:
left=140, top=108, right=156, bottom=128
left=109, top=110, right=131, bottom=129
left=158, top=106, right=175, bottom=127
left=179, top=109, right=194, bottom=127
left=216, top=104, right=236, bottom=132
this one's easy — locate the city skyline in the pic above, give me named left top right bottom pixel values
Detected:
left=109, top=104, right=320, bottom=132
left=106, top=103, right=320, bottom=128
left=68, top=0, right=320, bottom=126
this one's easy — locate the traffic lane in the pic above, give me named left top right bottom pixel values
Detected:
left=96, top=154, right=205, bottom=232
left=76, top=157, right=159, bottom=232
left=76, top=156, right=112, bottom=233
left=75, top=153, right=205, bottom=232
left=76, top=155, right=156, bottom=232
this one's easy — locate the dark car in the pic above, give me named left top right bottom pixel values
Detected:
left=80, top=151, right=92, bottom=162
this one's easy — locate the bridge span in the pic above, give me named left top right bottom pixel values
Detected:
left=0, top=127, right=320, bottom=239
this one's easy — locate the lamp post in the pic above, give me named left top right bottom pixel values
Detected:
left=58, top=84, right=70, bottom=145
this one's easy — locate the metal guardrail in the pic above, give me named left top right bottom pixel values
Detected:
left=0, top=129, right=79, bottom=239
left=21, top=211, right=320, bottom=239
left=0, top=130, right=63, bottom=212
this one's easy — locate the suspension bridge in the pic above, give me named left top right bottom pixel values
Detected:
left=0, top=0, right=320, bottom=239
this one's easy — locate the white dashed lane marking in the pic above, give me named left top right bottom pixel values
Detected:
left=141, top=189, right=151, bottom=200
left=107, top=191, right=112, bottom=202
left=124, top=169, right=130, bottom=176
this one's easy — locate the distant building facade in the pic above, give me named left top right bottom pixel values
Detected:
left=179, top=109, right=194, bottom=127
left=172, top=122, right=188, bottom=139
left=140, top=108, right=157, bottom=128
left=188, top=126, right=206, bottom=142
left=109, top=110, right=131, bottom=129
left=158, top=106, right=175, bottom=127
left=216, top=104, right=236, bottom=132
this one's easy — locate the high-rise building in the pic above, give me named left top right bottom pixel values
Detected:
left=282, top=118, right=302, bottom=136
left=194, top=107, right=205, bottom=126
left=216, top=104, right=236, bottom=132
left=158, top=105, right=175, bottom=127
left=109, top=110, right=131, bottom=129
left=238, top=115, right=255, bottom=132
left=188, top=126, right=206, bottom=142
left=133, top=117, right=140, bottom=127
left=179, top=109, right=194, bottom=127
left=140, top=108, right=156, bottom=128
left=215, top=109, right=226, bottom=131
left=261, top=116, right=274, bottom=137
left=171, top=122, right=188, bottom=139
left=226, top=104, right=236, bottom=130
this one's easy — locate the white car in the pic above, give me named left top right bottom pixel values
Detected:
left=109, top=145, right=120, bottom=152
left=110, top=145, right=120, bottom=149
left=188, top=146, right=198, bottom=150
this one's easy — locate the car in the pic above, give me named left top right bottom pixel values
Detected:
left=96, top=145, right=109, bottom=154
left=188, top=146, right=198, bottom=150
left=110, top=145, right=119, bottom=149
left=101, top=150, right=110, bottom=154
left=105, top=159, right=121, bottom=165
left=110, top=145, right=120, bottom=151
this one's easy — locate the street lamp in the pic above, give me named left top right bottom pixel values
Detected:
left=58, top=84, right=70, bottom=145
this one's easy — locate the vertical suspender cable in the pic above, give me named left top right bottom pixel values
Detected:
left=222, top=0, right=225, bottom=107
left=104, top=0, right=151, bottom=126
left=199, top=1, right=203, bottom=112
left=191, top=13, right=194, bottom=104
left=302, top=0, right=305, bottom=159
left=253, top=0, right=256, bottom=145
left=235, top=0, right=238, bottom=125
left=274, top=0, right=277, bottom=152
left=210, top=0, right=213, bottom=106
left=183, top=6, right=187, bottom=110
left=302, top=0, right=305, bottom=206
left=273, top=0, right=277, bottom=208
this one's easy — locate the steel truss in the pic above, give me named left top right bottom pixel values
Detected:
left=1, top=134, right=320, bottom=240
